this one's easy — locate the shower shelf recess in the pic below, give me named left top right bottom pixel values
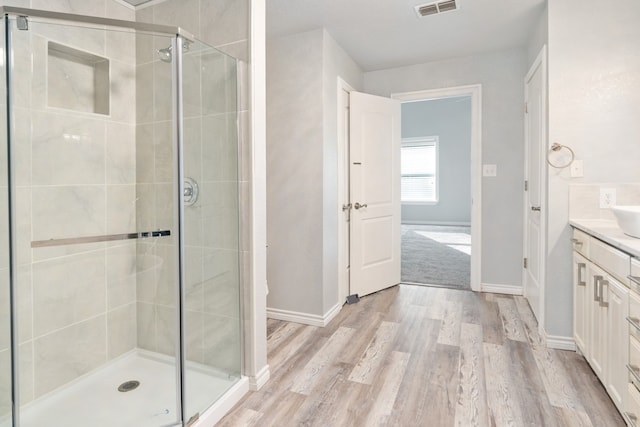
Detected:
left=47, top=41, right=110, bottom=115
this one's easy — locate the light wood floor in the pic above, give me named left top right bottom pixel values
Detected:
left=219, top=285, right=625, bottom=427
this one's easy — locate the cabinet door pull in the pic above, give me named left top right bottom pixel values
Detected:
left=629, top=275, right=640, bottom=287
left=571, top=238, right=583, bottom=246
left=628, top=317, right=640, bottom=332
left=577, top=262, right=586, bottom=287
left=599, top=279, right=609, bottom=308
left=628, top=364, right=640, bottom=385
left=627, top=412, right=638, bottom=427
left=593, top=275, right=602, bottom=302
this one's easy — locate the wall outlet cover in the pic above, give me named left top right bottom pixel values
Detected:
left=483, top=164, right=497, bottom=177
left=600, top=188, right=616, bottom=209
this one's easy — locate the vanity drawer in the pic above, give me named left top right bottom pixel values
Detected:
left=632, top=258, right=640, bottom=293
left=630, top=291, right=640, bottom=342
left=572, top=228, right=590, bottom=257
left=627, top=383, right=640, bottom=427
left=630, top=336, right=640, bottom=390
left=590, top=237, right=631, bottom=286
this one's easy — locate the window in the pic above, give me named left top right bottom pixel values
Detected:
left=401, top=137, right=438, bottom=203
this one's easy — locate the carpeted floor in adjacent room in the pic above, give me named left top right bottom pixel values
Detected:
left=401, top=224, right=471, bottom=290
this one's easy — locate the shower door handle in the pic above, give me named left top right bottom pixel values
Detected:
left=31, top=229, right=171, bottom=248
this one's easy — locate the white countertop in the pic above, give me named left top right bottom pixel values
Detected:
left=570, top=219, right=640, bottom=259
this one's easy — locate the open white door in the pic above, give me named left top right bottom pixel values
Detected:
left=523, top=47, right=547, bottom=324
left=349, top=91, right=401, bottom=297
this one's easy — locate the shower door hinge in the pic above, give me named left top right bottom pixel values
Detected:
left=524, top=180, right=528, bottom=191
left=16, top=16, right=29, bottom=31
left=524, top=258, right=528, bottom=269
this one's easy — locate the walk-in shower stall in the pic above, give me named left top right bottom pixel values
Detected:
left=0, top=7, right=243, bottom=426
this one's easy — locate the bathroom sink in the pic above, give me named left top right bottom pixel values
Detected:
left=611, top=206, right=640, bottom=238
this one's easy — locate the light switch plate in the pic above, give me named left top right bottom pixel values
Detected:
left=483, top=164, right=497, bottom=177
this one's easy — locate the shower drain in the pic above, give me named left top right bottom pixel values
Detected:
left=117, top=380, right=140, bottom=392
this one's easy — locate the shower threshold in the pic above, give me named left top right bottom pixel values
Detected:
left=14, top=351, right=237, bottom=427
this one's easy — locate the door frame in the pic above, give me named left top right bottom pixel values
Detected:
left=391, top=85, right=482, bottom=293
left=337, top=77, right=354, bottom=303
left=523, top=45, right=548, bottom=332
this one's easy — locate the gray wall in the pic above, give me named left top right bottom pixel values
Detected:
left=266, top=29, right=363, bottom=317
left=364, top=48, right=527, bottom=288
left=545, top=0, right=640, bottom=337
left=401, top=97, right=471, bottom=225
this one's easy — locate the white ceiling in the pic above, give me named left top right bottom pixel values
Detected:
left=266, top=0, right=547, bottom=72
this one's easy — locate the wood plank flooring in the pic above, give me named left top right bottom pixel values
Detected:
left=219, top=285, right=625, bottom=427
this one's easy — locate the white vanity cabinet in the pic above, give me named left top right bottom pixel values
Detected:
left=572, top=227, right=630, bottom=420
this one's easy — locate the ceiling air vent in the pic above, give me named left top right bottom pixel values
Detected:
left=414, top=0, right=458, bottom=17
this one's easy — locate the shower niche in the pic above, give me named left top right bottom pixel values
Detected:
left=0, top=6, right=244, bottom=427
left=47, top=42, right=110, bottom=115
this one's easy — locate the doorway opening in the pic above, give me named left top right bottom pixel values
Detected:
left=393, top=86, right=482, bottom=292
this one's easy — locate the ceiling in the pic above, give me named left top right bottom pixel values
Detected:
left=266, top=0, right=546, bottom=72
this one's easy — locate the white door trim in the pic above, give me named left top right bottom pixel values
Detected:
left=391, top=84, right=482, bottom=293
left=337, top=77, right=354, bottom=304
left=523, top=45, right=548, bottom=333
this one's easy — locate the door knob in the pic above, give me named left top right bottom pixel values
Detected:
left=531, top=206, right=541, bottom=211
left=354, top=202, right=368, bottom=210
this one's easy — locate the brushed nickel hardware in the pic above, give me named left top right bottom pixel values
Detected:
left=353, top=162, right=362, bottom=165
left=31, top=229, right=171, bottom=248
left=571, top=238, right=583, bottom=246
left=626, top=412, right=637, bottom=427
left=629, top=275, right=640, bottom=287
left=577, top=263, right=586, bottom=286
left=594, top=275, right=602, bottom=302
left=531, top=206, right=541, bottom=211
left=628, top=364, right=640, bottom=388
left=599, top=279, right=609, bottom=308
left=342, top=203, right=352, bottom=212
left=627, top=317, right=640, bottom=332
left=354, top=202, right=368, bottom=210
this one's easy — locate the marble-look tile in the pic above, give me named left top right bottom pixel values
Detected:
left=217, top=40, right=248, bottom=64
left=202, top=313, right=241, bottom=374
left=153, top=0, right=201, bottom=35
left=201, top=52, right=236, bottom=115
left=184, top=245, right=204, bottom=312
left=31, top=111, right=106, bottom=185
left=11, top=107, right=31, bottom=187
left=136, top=63, right=154, bottom=124
left=32, top=250, right=106, bottom=337
left=106, top=123, right=136, bottom=185
left=107, top=184, right=136, bottom=234
left=106, top=30, right=136, bottom=66
left=31, top=0, right=107, bottom=16
left=110, top=61, right=137, bottom=123
left=9, top=29, right=32, bottom=109
left=238, top=110, right=251, bottom=182
left=616, top=184, right=640, bottom=206
left=153, top=60, right=173, bottom=122
left=106, top=0, right=135, bottom=20
left=155, top=183, right=175, bottom=234
left=134, top=29, right=156, bottom=66
left=107, top=303, right=136, bottom=360
left=184, top=310, right=204, bottom=364
left=153, top=120, right=174, bottom=183
left=106, top=242, right=136, bottom=310
left=202, top=113, right=238, bottom=182
left=153, top=243, right=177, bottom=307
left=136, top=301, right=156, bottom=352
left=0, top=349, right=10, bottom=418
left=14, top=188, right=31, bottom=266
left=33, top=315, right=106, bottom=398
left=200, top=0, right=248, bottom=49
left=202, top=248, right=240, bottom=318
left=201, top=181, right=239, bottom=250
left=19, top=341, right=34, bottom=405
left=135, top=242, right=158, bottom=303
left=184, top=203, right=204, bottom=247
left=136, top=124, right=155, bottom=184
left=183, top=117, right=203, bottom=182
left=156, top=304, right=177, bottom=357
left=31, top=185, right=106, bottom=243
left=569, top=184, right=600, bottom=219
left=183, top=52, right=203, bottom=119
left=136, top=183, right=156, bottom=232
left=17, top=265, right=32, bottom=343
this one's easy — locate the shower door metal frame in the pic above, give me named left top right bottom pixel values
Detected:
left=0, top=7, right=213, bottom=427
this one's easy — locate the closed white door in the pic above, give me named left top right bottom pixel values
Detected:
left=524, top=47, right=546, bottom=323
left=349, top=91, right=401, bottom=297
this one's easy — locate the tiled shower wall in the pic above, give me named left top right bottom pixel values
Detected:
left=135, top=0, right=250, bottom=374
left=0, top=0, right=137, bottom=409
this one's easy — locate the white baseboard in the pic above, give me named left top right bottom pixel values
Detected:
left=194, top=376, right=249, bottom=427
left=481, top=283, right=523, bottom=295
left=545, top=333, right=576, bottom=351
left=267, top=302, right=342, bottom=327
left=249, top=364, right=270, bottom=391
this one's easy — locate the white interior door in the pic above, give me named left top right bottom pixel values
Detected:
left=524, top=47, right=547, bottom=323
left=349, top=91, right=401, bottom=297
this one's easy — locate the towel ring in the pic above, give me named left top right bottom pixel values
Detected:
left=546, top=143, right=574, bottom=169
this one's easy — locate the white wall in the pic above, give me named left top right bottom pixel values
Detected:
left=401, top=97, right=472, bottom=225
left=545, top=0, right=640, bottom=337
left=266, top=29, right=363, bottom=318
left=365, top=48, right=528, bottom=287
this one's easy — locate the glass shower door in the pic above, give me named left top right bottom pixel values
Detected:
left=6, top=16, right=181, bottom=427
left=180, top=39, right=242, bottom=421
